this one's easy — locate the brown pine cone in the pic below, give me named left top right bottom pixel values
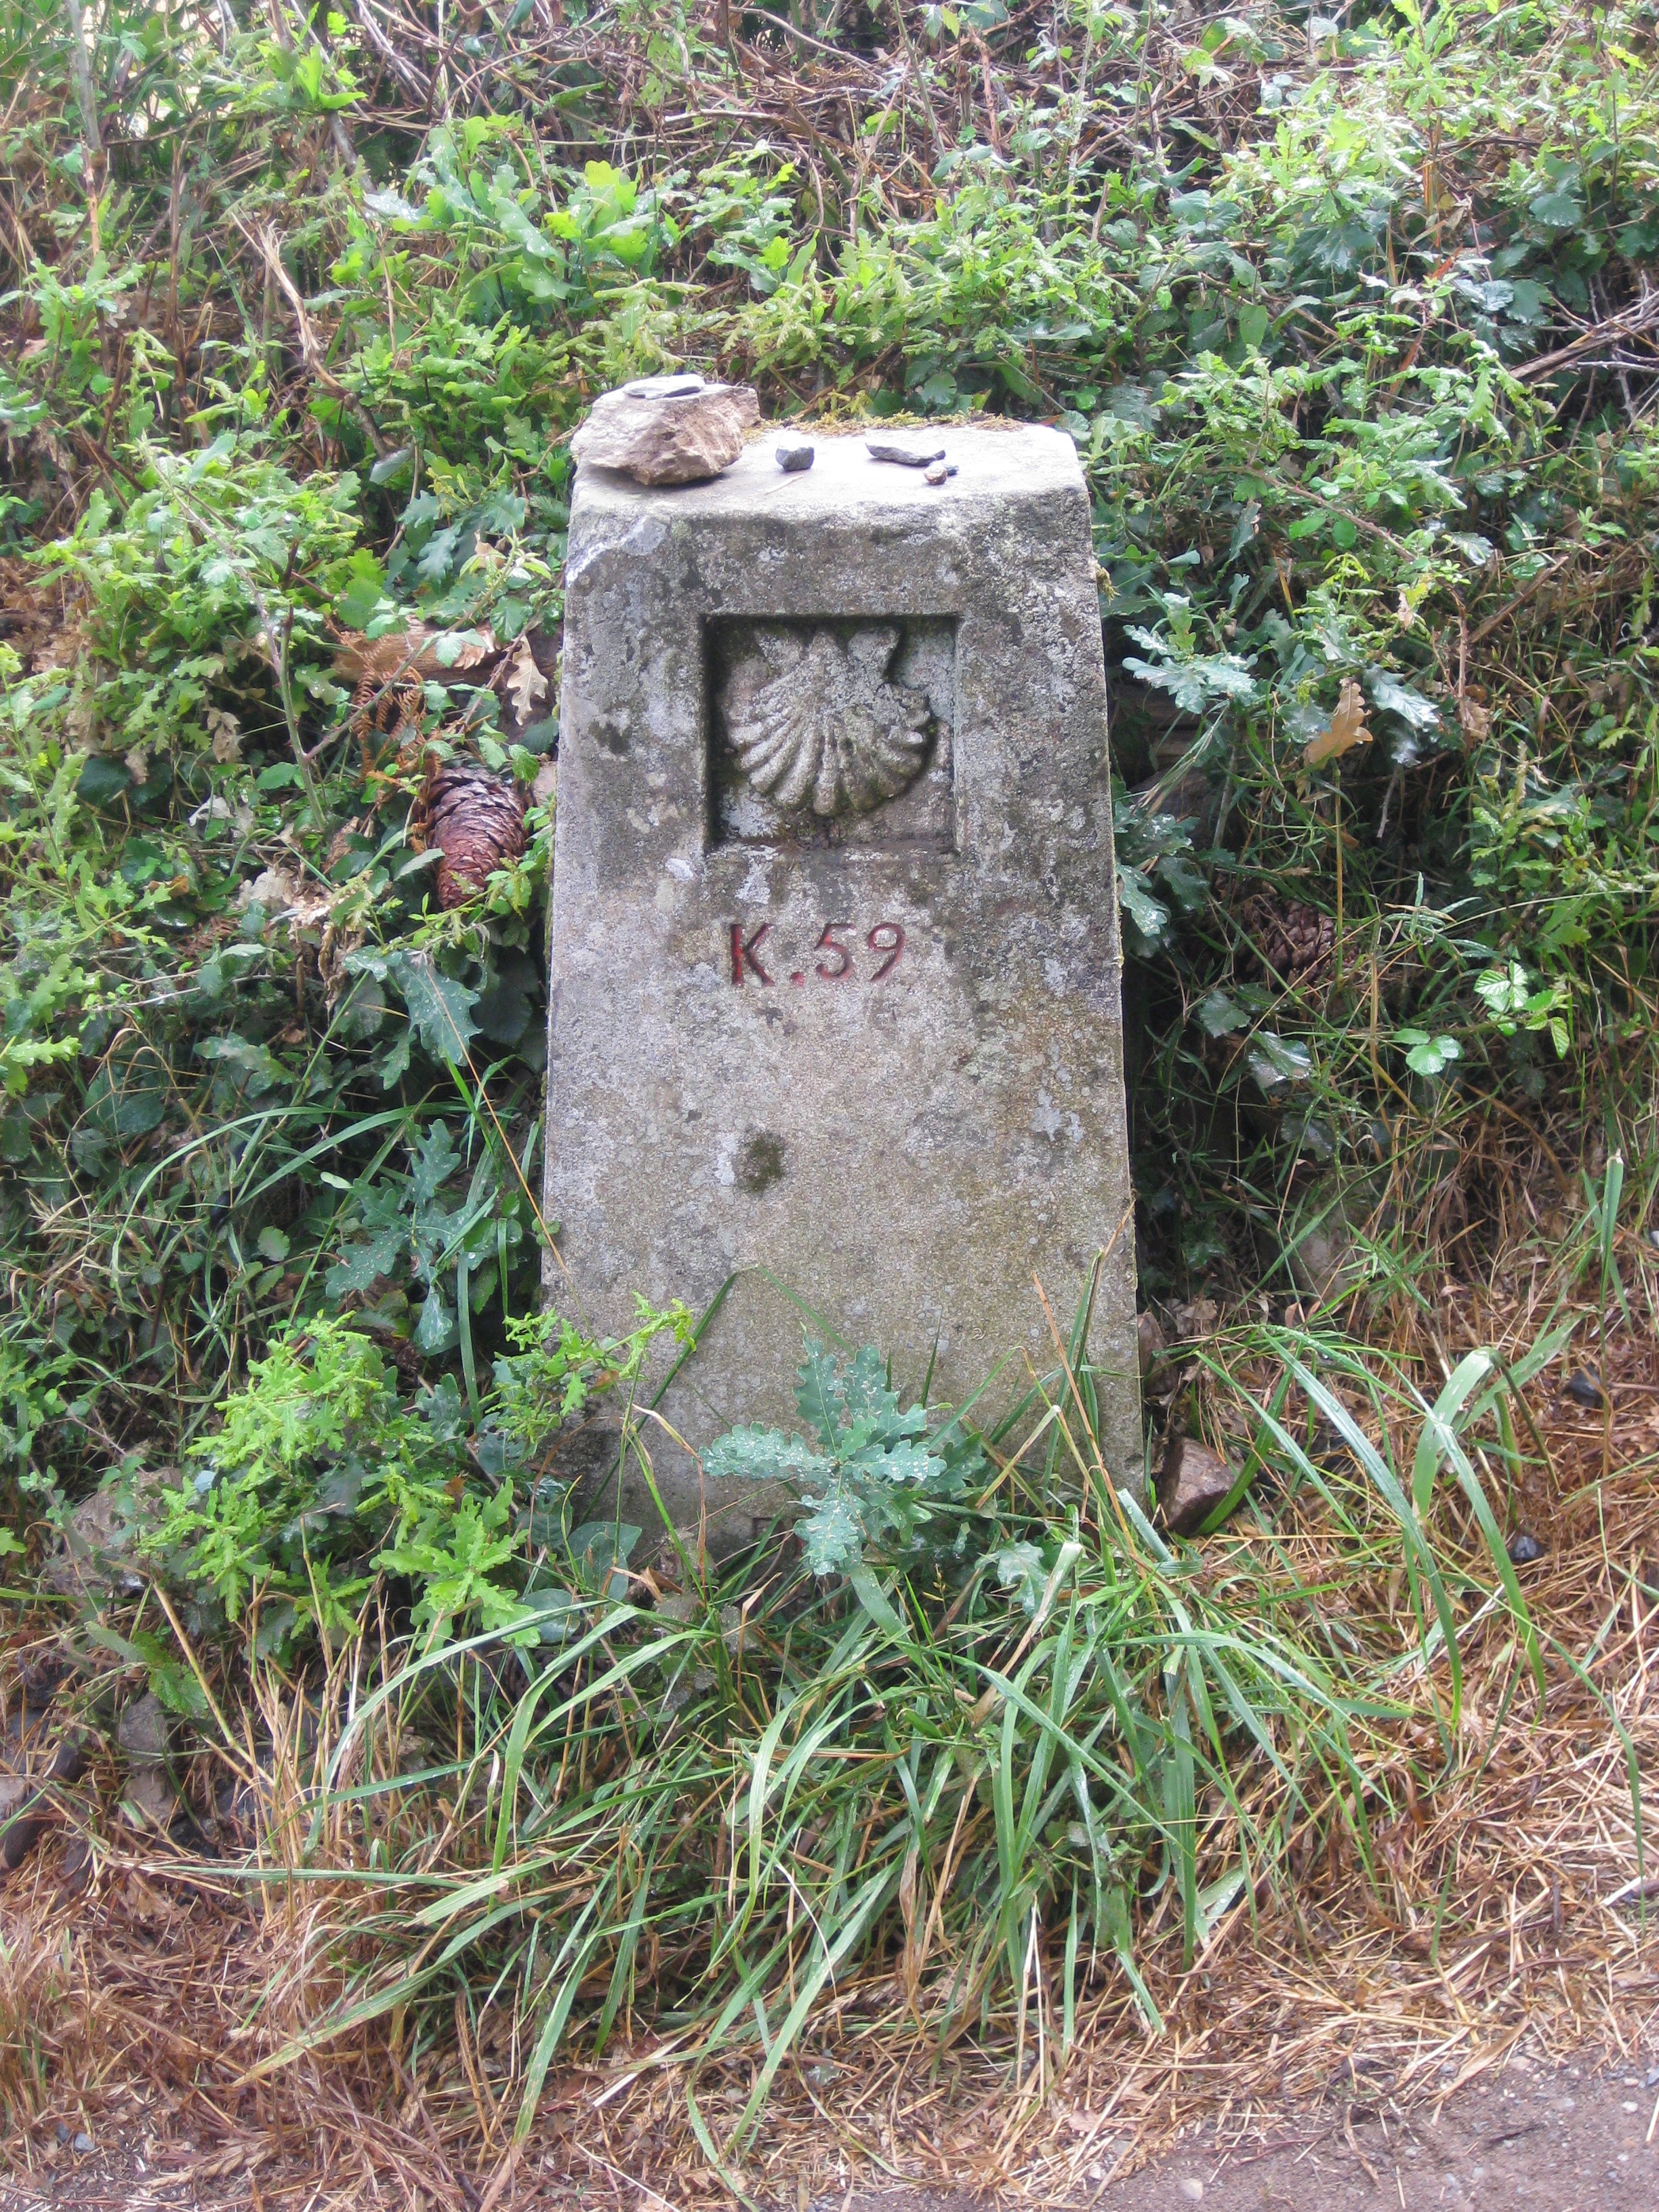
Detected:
left=417, top=757, right=528, bottom=909
left=1241, top=891, right=1333, bottom=981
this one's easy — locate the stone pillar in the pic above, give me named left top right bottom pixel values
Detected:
left=546, top=424, right=1141, bottom=1542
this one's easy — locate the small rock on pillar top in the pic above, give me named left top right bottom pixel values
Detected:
left=568, top=373, right=760, bottom=487
left=546, top=422, right=1142, bottom=1544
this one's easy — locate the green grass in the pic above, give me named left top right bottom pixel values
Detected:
left=194, top=1294, right=1610, bottom=2149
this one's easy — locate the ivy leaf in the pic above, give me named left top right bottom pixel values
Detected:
left=326, top=1229, right=405, bottom=1298
left=84, top=1049, right=168, bottom=1139
left=1195, top=987, right=1247, bottom=1037
left=392, top=951, right=479, bottom=1064
left=567, top=1518, right=641, bottom=1599
left=415, top=1288, right=457, bottom=1355
left=1118, top=865, right=1171, bottom=948
left=1155, top=853, right=1208, bottom=912
left=1530, top=189, right=1582, bottom=230
left=994, top=1540, right=1048, bottom=1616
left=410, top=1120, right=462, bottom=1206
left=1367, top=670, right=1440, bottom=731
left=1247, top=1033, right=1312, bottom=1090
left=197, top=1034, right=287, bottom=1095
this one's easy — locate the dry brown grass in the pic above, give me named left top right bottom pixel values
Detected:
left=5, top=1219, right=1659, bottom=2209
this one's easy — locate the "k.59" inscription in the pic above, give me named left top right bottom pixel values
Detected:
left=729, top=920, right=906, bottom=987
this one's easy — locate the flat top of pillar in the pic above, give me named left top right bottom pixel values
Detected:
left=569, top=418, right=1084, bottom=524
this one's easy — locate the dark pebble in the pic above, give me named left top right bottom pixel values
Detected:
left=59, top=1835, right=92, bottom=1897
left=1507, top=1529, right=1546, bottom=1565
left=1565, top=1367, right=1605, bottom=1408
left=775, top=441, right=814, bottom=472
left=1, top=1732, right=87, bottom=1871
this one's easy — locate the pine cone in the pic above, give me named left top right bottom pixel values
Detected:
left=417, top=757, right=528, bottom=909
left=1241, top=892, right=1333, bottom=981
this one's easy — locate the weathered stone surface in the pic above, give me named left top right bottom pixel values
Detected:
left=1158, top=1435, right=1236, bottom=1535
left=116, top=1692, right=179, bottom=1833
left=121, top=1765, right=178, bottom=1832
left=44, top=1463, right=174, bottom=1599
left=570, top=373, right=760, bottom=487
left=117, top=1691, right=170, bottom=1764
left=546, top=425, right=1141, bottom=1542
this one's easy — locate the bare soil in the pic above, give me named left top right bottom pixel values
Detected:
left=3, top=2052, right=1657, bottom=2211
left=1090, top=2053, right=1659, bottom=2210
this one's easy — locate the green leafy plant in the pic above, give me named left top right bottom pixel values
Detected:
left=1475, top=960, right=1572, bottom=1057
left=1395, top=1028, right=1462, bottom=1078
left=325, top=1118, right=527, bottom=1358
left=5, top=0, right=1659, bottom=2173
left=45, top=435, right=369, bottom=772
left=146, top=1319, right=507, bottom=1653
left=703, top=1343, right=982, bottom=1579
left=491, top=1295, right=693, bottom=1444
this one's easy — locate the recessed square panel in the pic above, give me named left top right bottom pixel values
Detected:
left=707, top=615, right=956, bottom=851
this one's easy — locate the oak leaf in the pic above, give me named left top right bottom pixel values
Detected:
left=1303, top=677, right=1372, bottom=769
left=506, top=637, right=550, bottom=724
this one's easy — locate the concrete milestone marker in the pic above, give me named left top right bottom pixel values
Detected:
left=546, top=419, right=1141, bottom=1536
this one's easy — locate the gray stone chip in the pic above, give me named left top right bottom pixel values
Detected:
left=865, top=439, right=947, bottom=466
left=1158, top=1435, right=1237, bottom=1535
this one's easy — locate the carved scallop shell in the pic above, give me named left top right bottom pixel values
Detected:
left=720, top=624, right=933, bottom=818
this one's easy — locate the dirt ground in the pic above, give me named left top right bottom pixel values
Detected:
left=3, top=2049, right=1657, bottom=2212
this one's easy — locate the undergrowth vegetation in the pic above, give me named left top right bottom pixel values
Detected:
left=3, top=0, right=1659, bottom=2175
